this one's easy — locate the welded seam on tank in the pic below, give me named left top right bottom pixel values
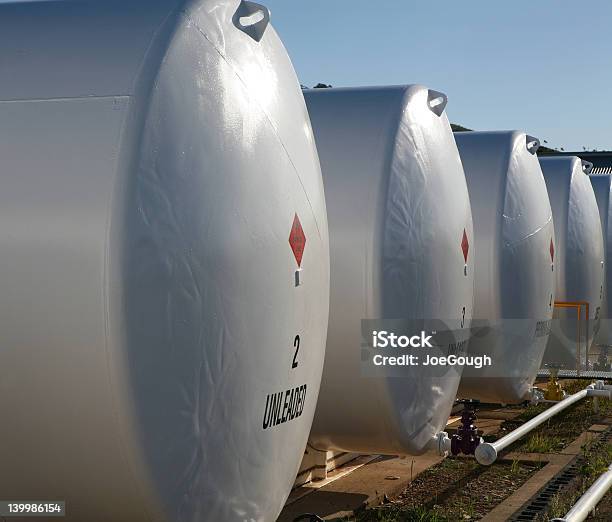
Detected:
left=385, top=89, right=443, bottom=444
left=181, top=9, right=323, bottom=238
left=101, top=102, right=158, bottom=522
left=501, top=135, right=554, bottom=252
left=500, top=214, right=553, bottom=248
left=0, top=94, right=130, bottom=103
left=385, top=87, right=432, bottom=311
left=100, top=6, right=184, bottom=521
left=372, top=88, right=409, bottom=320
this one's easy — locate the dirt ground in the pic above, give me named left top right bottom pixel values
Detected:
left=344, top=380, right=612, bottom=522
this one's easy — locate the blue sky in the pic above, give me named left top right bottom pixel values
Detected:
left=265, top=0, right=611, bottom=151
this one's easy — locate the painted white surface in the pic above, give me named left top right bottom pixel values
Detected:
left=305, top=85, right=474, bottom=455
left=455, top=131, right=555, bottom=403
left=589, top=174, right=612, bottom=346
left=541, top=156, right=604, bottom=368
left=0, top=1, right=329, bottom=521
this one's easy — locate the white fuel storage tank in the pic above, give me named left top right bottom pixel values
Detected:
left=454, top=132, right=556, bottom=404
left=304, top=85, right=474, bottom=455
left=0, top=2, right=329, bottom=521
left=590, top=174, right=612, bottom=346
left=541, top=157, right=604, bottom=368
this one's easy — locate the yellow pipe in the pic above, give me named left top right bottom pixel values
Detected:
left=553, top=301, right=590, bottom=374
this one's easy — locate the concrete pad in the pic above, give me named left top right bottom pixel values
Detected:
left=561, top=430, right=600, bottom=455
left=286, top=455, right=379, bottom=505
left=588, top=424, right=609, bottom=432
left=277, top=453, right=445, bottom=521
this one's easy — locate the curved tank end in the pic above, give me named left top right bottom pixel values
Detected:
left=306, top=84, right=474, bottom=456
left=455, top=130, right=554, bottom=405
left=0, top=2, right=329, bottom=521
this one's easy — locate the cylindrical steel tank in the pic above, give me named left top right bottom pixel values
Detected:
left=0, top=2, right=329, bottom=521
left=590, top=174, right=612, bottom=347
left=304, top=85, right=474, bottom=455
left=541, top=157, right=604, bottom=368
left=454, top=131, right=556, bottom=403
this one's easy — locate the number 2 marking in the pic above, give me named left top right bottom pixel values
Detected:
left=292, top=335, right=300, bottom=369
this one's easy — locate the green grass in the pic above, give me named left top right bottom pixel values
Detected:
left=352, top=382, right=612, bottom=521
left=523, top=433, right=564, bottom=453
left=580, top=442, right=612, bottom=478
left=352, top=505, right=449, bottom=522
left=535, top=439, right=612, bottom=520
left=508, top=380, right=612, bottom=453
left=514, top=402, right=548, bottom=422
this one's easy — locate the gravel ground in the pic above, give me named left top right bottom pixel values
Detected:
left=351, top=459, right=540, bottom=521
left=346, top=380, right=611, bottom=521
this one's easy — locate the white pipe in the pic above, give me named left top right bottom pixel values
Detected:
left=428, top=431, right=452, bottom=456
left=589, top=389, right=611, bottom=397
left=552, top=464, right=612, bottom=522
left=475, top=383, right=610, bottom=465
left=529, top=387, right=545, bottom=404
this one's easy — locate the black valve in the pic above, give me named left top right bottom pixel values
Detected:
left=451, top=400, right=482, bottom=456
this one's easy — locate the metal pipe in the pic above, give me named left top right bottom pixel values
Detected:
left=578, top=303, right=582, bottom=377
left=552, top=464, right=612, bottom=522
left=431, top=431, right=453, bottom=456
left=554, top=301, right=591, bottom=375
left=588, top=389, right=611, bottom=397
left=475, top=383, right=610, bottom=465
left=586, top=302, right=590, bottom=369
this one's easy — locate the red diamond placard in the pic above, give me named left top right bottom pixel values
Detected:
left=461, top=229, right=469, bottom=263
left=550, top=238, right=554, bottom=263
left=289, top=213, right=306, bottom=267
